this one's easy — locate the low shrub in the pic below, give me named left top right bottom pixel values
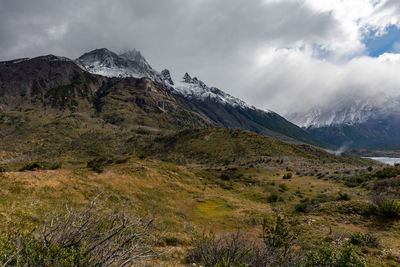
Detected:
left=0, top=201, right=158, bottom=266
left=295, top=198, right=313, bottom=213
left=187, top=215, right=302, bottom=267
left=19, top=161, right=43, bottom=171
left=50, top=161, right=63, bottom=170
left=279, top=184, right=288, bottom=192
left=373, top=178, right=400, bottom=193
left=337, top=192, right=351, bottom=201
left=349, top=232, right=380, bottom=248
left=87, top=157, right=112, bottom=173
left=312, top=194, right=336, bottom=204
left=220, top=168, right=244, bottom=182
left=87, top=159, right=104, bottom=173
left=374, top=167, right=400, bottom=179
left=305, top=244, right=366, bottom=267
left=187, top=231, right=254, bottom=267
left=164, top=236, right=182, bottom=247
left=267, top=191, right=281, bottom=203
left=0, top=165, right=9, bottom=172
left=283, top=173, right=293, bottom=180
left=375, top=199, right=400, bottom=220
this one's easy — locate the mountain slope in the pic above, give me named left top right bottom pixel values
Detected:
left=76, top=48, right=326, bottom=147
left=144, top=127, right=371, bottom=167
left=0, top=55, right=216, bottom=162
left=0, top=55, right=103, bottom=110
left=0, top=54, right=211, bottom=130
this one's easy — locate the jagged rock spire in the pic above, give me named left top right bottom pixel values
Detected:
left=183, top=73, right=191, bottom=83
left=161, top=69, right=174, bottom=85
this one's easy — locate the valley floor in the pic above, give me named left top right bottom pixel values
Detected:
left=1, top=157, right=399, bottom=266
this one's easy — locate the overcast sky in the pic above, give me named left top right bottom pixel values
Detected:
left=1, top=0, right=400, bottom=115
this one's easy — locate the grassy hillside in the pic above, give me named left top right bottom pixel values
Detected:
left=0, top=154, right=399, bottom=266
left=1, top=125, right=396, bottom=265
left=145, top=128, right=376, bottom=168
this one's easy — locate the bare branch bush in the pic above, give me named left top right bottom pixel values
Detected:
left=187, top=216, right=303, bottom=267
left=0, top=200, right=159, bottom=267
left=186, top=231, right=254, bottom=266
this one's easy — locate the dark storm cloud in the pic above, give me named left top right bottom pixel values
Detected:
left=5, top=0, right=396, bottom=115
left=0, top=0, right=335, bottom=71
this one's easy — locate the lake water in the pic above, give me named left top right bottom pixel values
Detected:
left=364, top=157, right=400, bottom=166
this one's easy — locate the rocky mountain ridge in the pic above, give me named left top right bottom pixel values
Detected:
left=0, top=48, right=326, bottom=147
left=74, top=48, right=325, bottom=147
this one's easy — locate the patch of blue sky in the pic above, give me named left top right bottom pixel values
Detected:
left=363, top=25, right=400, bottom=57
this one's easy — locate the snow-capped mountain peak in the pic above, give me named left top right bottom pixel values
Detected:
left=75, top=48, right=162, bottom=82
left=75, top=48, right=270, bottom=112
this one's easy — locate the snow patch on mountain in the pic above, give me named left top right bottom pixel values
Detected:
left=173, top=73, right=260, bottom=110
left=76, top=48, right=271, bottom=112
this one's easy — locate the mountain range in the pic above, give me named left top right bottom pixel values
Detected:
left=288, top=94, right=400, bottom=150
left=0, top=48, right=325, bottom=152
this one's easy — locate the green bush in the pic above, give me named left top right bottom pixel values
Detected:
left=19, top=161, right=43, bottom=171
left=374, top=167, right=400, bottom=179
left=87, top=157, right=109, bottom=173
left=295, top=199, right=313, bottom=213
left=305, top=244, right=366, bottom=267
left=0, top=165, right=9, bottom=172
left=220, top=168, right=244, bottom=182
left=375, top=199, right=400, bottom=219
left=267, top=191, right=280, bottom=203
left=279, top=184, right=288, bottom=192
left=0, top=233, right=90, bottom=266
left=337, top=192, right=351, bottom=201
left=311, top=194, right=336, bottom=204
left=349, top=232, right=380, bottom=248
left=87, top=161, right=104, bottom=173
left=0, top=201, right=157, bottom=266
left=50, top=161, right=63, bottom=170
left=164, top=236, right=182, bottom=247
left=283, top=173, right=293, bottom=179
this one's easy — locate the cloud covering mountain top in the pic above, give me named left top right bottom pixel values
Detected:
left=1, top=0, right=400, bottom=114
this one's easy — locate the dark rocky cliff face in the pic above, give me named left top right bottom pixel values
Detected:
left=0, top=55, right=105, bottom=110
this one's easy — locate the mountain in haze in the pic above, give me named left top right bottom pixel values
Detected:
left=287, top=94, right=400, bottom=149
left=75, top=48, right=326, bottom=146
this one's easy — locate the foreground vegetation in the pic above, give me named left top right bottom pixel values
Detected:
left=1, top=127, right=399, bottom=266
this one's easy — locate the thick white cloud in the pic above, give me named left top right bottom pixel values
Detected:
left=1, top=0, right=400, bottom=115
left=240, top=49, right=400, bottom=114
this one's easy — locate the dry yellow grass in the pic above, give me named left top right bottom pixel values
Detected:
left=0, top=157, right=399, bottom=265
